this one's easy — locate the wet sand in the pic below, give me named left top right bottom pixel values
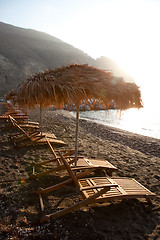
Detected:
left=0, top=105, right=160, bottom=239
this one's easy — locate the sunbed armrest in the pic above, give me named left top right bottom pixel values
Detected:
left=71, top=166, right=95, bottom=171
left=71, top=167, right=96, bottom=177
left=26, top=121, right=39, bottom=125
left=80, top=184, right=118, bottom=191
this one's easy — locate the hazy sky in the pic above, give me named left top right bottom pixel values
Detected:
left=0, top=0, right=160, bottom=104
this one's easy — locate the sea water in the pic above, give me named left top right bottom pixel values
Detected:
left=72, top=107, right=160, bottom=139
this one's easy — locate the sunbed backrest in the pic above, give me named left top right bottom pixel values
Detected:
left=58, top=152, right=80, bottom=189
left=45, top=138, right=62, bottom=166
left=9, top=115, right=32, bottom=140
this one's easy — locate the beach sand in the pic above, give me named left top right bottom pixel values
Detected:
left=0, top=104, right=160, bottom=239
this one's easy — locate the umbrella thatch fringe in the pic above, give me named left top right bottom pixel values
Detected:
left=14, top=64, right=142, bottom=110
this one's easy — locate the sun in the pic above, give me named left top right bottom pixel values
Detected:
left=80, top=1, right=160, bottom=93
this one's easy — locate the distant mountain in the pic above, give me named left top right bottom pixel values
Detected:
left=0, top=22, right=134, bottom=97
left=96, top=56, right=134, bottom=83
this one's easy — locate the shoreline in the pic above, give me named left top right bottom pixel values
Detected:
left=43, top=109, right=160, bottom=158
left=81, top=116, right=160, bottom=140
left=0, top=106, right=160, bottom=239
left=71, top=108, right=160, bottom=140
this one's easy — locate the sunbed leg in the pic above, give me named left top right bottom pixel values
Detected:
left=107, top=169, right=112, bottom=176
left=40, top=215, right=50, bottom=223
left=39, top=194, right=44, bottom=212
left=146, top=196, right=152, bottom=205
left=40, top=186, right=111, bottom=224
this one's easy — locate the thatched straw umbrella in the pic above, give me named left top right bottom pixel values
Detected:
left=6, top=89, right=17, bottom=101
left=6, top=90, right=43, bottom=134
left=16, top=64, right=143, bottom=165
left=6, top=90, right=45, bottom=134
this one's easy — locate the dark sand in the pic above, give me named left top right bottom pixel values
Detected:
left=0, top=104, right=160, bottom=239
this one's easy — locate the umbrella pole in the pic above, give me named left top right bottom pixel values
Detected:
left=40, top=105, right=42, bottom=135
left=74, top=103, right=80, bottom=167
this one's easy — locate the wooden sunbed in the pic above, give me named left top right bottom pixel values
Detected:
left=10, top=131, right=66, bottom=147
left=39, top=152, right=156, bottom=223
left=3, top=119, right=40, bottom=131
left=0, top=114, right=28, bottom=121
left=9, top=116, right=66, bottom=147
left=5, top=103, right=27, bottom=115
left=30, top=155, right=117, bottom=179
left=30, top=140, right=117, bottom=179
left=0, top=103, right=28, bottom=122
